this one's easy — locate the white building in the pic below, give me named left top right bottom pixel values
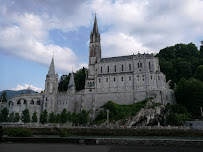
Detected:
left=7, top=16, right=175, bottom=119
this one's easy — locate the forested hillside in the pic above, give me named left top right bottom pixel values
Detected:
left=156, top=43, right=203, bottom=118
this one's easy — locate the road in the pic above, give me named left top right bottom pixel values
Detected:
left=0, top=143, right=203, bottom=152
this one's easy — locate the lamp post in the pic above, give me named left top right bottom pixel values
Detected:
left=107, top=109, right=109, bottom=124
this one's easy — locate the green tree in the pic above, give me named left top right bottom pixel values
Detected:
left=175, top=78, right=203, bottom=117
left=14, top=113, right=20, bottom=122
left=71, top=112, right=79, bottom=125
left=21, top=109, right=31, bottom=123
left=60, top=109, right=67, bottom=124
left=194, top=65, right=203, bottom=82
left=55, top=114, right=61, bottom=123
left=0, top=91, right=7, bottom=103
left=8, top=112, right=15, bottom=122
left=32, top=111, right=38, bottom=123
left=58, top=67, right=88, bottom=92
left=40, top=109, right=48, bottom=124
left=48, top=112, right=56, bottom=123
left=78, top=110, right=89, bottom=125
left=1, top=107, right=9, bottom=122
left=74, top=67, right=88, bottom=91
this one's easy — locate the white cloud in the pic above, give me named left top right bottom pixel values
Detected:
left=11, top=84, right=42, bottom=92
left=92, top=0, right=203, bottom=53
left=0, top=0, right=203, bottom=74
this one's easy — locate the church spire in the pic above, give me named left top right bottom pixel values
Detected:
left=48, top=57, right=55, bottom=75
left=93, top=14, right=98, bottom=34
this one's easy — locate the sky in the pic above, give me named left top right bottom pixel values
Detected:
left=0, top=0, right=203, bottom=92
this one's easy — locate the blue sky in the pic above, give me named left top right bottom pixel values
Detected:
left=0, top=0, right=203, bottom=92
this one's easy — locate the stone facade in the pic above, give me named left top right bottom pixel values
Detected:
left=7, top=16, right=176, bottom=119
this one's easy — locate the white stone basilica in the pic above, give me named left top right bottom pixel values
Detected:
left=7, top=16, right=176, bottom=119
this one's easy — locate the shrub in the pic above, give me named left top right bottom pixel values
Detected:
left=7, top=128, right=33, bottom=137
left=58, top=129, right=69, bottom=137
left=93, top=98, right=149, bottom=124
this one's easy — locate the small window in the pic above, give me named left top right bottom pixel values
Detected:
left=107, top=66, right=109, bottom=73
left=121, top=77, right=123, bottom=81
left=122, top=64, right=124, bottom=71
left=106, top=78, right=108, bottom=82
left=114, top=77, right=116, bottom=81
left=151, top=75, right=152, bottom=80
left=114, top=65, right=116, bottom=72
left=149, top=62, right=151, bottom=69
left=46, top=97, right=47, bottom=101
left=99, top=78, right=101, bottom=83
left=143, top=78, right=144, bottom=81
left=88, top=82, right=90, bottom=87
left=138, top=63, right=139, bottom=68
left=90, top=82, right=92, bottom=87
left=129, top=64, right=131, bottom=71
left=158, top=75, right=160, bottom=80
left=93, top=81, right=95, bottom=86
left=101, top=66, right=102, bottom=73
left=129, top=76, right=131, bottom=81
left=140, top=63, right=142, bottom=68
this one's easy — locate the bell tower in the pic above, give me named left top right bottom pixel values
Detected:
left=89, top=14, right=101, bottom=65
left=44, top=57, right=58, bottom=113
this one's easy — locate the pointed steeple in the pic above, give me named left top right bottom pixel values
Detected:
left=48, top=57, right=55, bottom=75
left=93, top=14, right=98, bottom=34
left=68, top=71, right=75, bottom=89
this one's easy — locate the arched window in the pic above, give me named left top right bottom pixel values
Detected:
left=101, top=66, right=102, bottom=73
left=140, top=63, right=142, bottom=68
left=17, top=100, right=21, bottom=105
left=37, top=99, right=40, bottom=105
left=114, top=65, right=116, bottom=72
left=23, top=100, right=27, bottom=104
left=107, top=66, right=109, bottom=73
left=30, top=100, right=34, bottom=104
left=149, top=62, right=151, bottom=69
left=129, top=64, right=131, bottom=71
left=121, top=64, right=124, bottom=71
left=138, top=63, right=139, bottom=68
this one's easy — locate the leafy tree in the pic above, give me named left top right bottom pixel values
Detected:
left=175, top=78, right=203, bottom=118
left=8, top=112, right=15, bottom=122
left=0, top=91, right=7, bottom=103
left=21, top=109, right=31, bottom=123
left=48, top=112, right=56, bottom=123
left=58, top=67, right=87, bottom=92
left=194, top=65, right=203, bottom=82
left=14, top=113, right=20, bottom=122
left=32, top=111, right=38, bottom=123
left=74, top=67, right=87, bottom=91
left=55, top=114, right=61, bottom=123
left=166, top=104, right=191, bottom=126
left=78, top=110, right=89, bottom=125
left=1, top=107, right=9, bottom=122
left=71, top=112, right=79, bottom=125
left=40, top=109, right=48, bottom=124
left=60, top=109, right=67, bottom=124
